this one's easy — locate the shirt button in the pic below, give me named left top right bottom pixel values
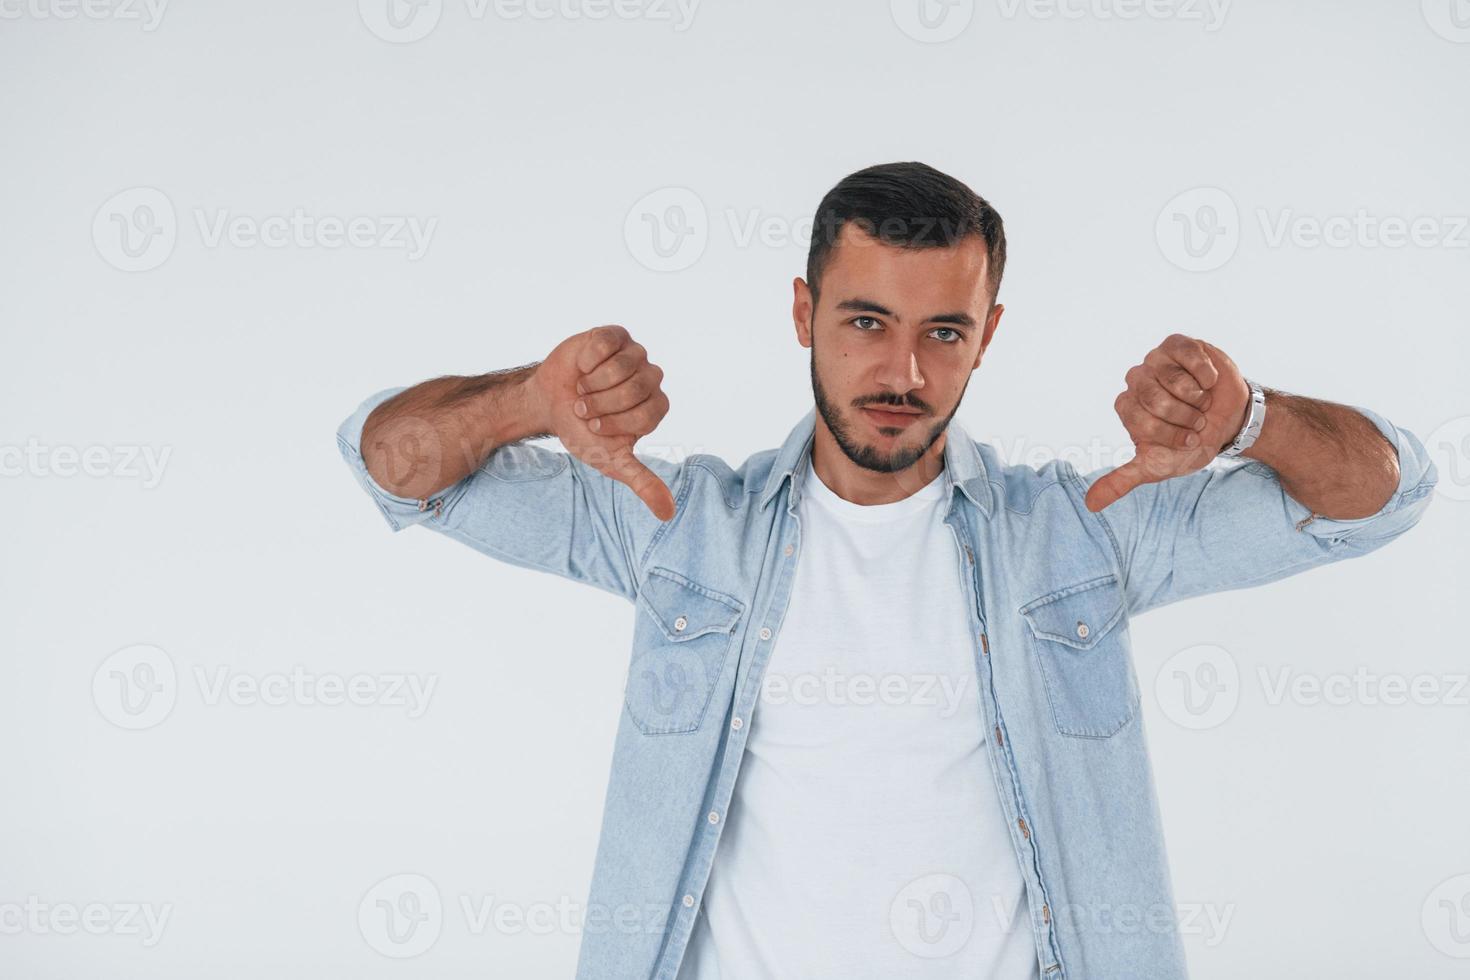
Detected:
left=674, top=615, right=688, bottom=632
left=783, top=544, right=794, bottom=557
left=731, top=717, right=743, bottom=730
left=708, top=810, right=720, bottom=824
left=1075, top=621, right=1089, bottom=639
left=682, top=894, right=695, bottom=908
left=759, top=627, right=772, bottom=641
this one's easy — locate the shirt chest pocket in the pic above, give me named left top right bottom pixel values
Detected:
left=1019, top=573, right=1139, bottom=739
left=625, top=567, right=745, bottom=736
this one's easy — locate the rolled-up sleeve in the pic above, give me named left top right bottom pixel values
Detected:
left=1276, top=406, right=1438, bottom=544
left=336, top=386, right=466, bottom=532
left=335, top=386, right=687, bottom=602
left=1069, top=404, right=1439, bottom=616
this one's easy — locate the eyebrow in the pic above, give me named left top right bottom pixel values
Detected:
left=834, top=297, right=976, bottom=329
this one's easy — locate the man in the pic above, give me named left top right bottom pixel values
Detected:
left=336, top=162, right=1437, bottom=979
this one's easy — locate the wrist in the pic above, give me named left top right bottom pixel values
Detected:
left=1217, top=379, right=1252, bottom=453
left=1219, top=377, right=1267, bottom=458
left=479, top=362, right=551, bottom=445
left=1238, top=386, right=1277, bottom=462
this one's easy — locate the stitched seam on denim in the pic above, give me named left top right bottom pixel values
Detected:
left=639, top=570, right=743, bottom=640
left=1060, top=462, right=1129, bottom=590
left=999, top=474, right=1070, bottom=516
left=639, top=460, right=698, bottom=572
left=1028, top=631, right=1137, bottom=739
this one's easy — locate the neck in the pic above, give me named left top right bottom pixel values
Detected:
left=809, top=419, right=947, bottom=506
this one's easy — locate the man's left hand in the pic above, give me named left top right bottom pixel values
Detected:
left=1084, top=334, right=1251, bottom=513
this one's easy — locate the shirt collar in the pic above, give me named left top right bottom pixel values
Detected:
left=758, top=406, right=992, bottom=517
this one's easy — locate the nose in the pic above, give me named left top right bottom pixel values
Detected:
left=873, top=337, right=925, bottom=398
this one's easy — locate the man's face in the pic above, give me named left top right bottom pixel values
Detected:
left=793, top=222, right=1004, bottom=474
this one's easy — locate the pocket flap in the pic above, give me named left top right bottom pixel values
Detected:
left=1020, top=574, right=1124, bottom=650
left=638, top=567, right=743, bottom=641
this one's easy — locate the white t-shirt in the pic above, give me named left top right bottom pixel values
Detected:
left=676, top=463, right=1041, bottom=980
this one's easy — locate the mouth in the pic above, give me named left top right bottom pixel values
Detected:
left=860, top=406, right=924, bottom=431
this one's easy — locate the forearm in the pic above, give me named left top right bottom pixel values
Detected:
left=1236, top=387, right=1400, bottom=520
left=360, top=362, right=551, bottom=500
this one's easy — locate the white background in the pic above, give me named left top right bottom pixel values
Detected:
left=2, top=1, right=1468, bottom=977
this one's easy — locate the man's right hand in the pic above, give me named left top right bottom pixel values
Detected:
left=530, top=325, right=677, bottom=521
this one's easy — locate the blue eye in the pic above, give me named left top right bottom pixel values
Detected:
left=852, top=316, right=881, bottom=330
left=931, top=327, right=961, bottom=343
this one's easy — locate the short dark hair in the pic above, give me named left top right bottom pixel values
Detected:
left=805, top=161, right=1006, bottom=311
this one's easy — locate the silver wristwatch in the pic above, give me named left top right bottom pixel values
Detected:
left=1218, top=378, right=1266, bottom=458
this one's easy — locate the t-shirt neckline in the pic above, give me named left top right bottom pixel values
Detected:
left=802, top=463, right=947, bottom=522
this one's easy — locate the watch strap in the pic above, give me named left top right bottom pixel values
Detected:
left=1218, top=378, right=1266, bottom=458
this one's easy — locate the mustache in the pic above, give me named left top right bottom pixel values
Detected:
left=856, top=396, right=931, bottom=413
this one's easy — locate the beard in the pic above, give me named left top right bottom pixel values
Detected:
left=809, top=339, right=968, bottom=475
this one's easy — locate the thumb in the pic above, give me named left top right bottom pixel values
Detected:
left=606, top=445, right=677, bottom=522
left=1084, top=457, right=1150, bottom=513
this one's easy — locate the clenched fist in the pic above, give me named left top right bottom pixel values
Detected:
left=530, top=325, right=677, bottom=521
left=1084, top=334, right=1251, bottom=512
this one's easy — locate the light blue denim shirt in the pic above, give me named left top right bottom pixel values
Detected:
left=338, top=387, right=1436, bottom=979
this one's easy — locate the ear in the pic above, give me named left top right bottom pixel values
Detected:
left=974, top=302, right=1004, bottom=369
left=793, top=277, right=814, bottom=349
